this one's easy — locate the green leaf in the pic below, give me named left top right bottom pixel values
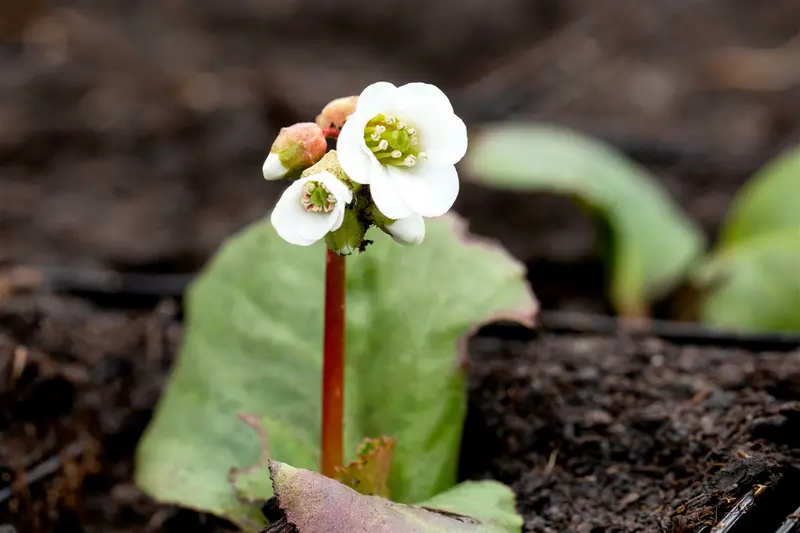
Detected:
left=696, top=147, right=800, bottom=331
left=697, top=231, right=800, bottom=332
left=719, top=147, right=800, bottom=249
left=134, top=214, right=536, bottom=530
left=416, top=480, right=523, bottom=532
left=465, top=123, right=705, bottom=316
left=265, top=460, right=522, bottom=533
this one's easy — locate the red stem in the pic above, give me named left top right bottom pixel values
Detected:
left=321, top=248, right=346, bottom=478
left=322, top=127, right=340, bottom=139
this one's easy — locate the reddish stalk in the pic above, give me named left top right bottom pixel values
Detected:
left=322, top=127, right=340, bottom=139
left=321, top=248, right=346, bottom=478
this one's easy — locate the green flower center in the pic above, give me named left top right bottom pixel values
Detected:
left=363, top=114, right=427, bottom=168
left=301, top=181, right=336, bottom=213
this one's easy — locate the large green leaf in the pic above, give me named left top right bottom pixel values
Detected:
left=719, top=147, right=800, bottom=248
left=134, top=214, right=536, bottom=531
left=465, top=123, right=705, bottom=316
left=264, top=460, right=522, bottom=533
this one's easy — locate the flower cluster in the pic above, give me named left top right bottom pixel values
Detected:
left=264, top=82, right=468, bottom=254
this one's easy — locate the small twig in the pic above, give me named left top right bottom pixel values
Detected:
left=709, top=490, right=756, bottom=533
left=775, top=503, right=800, bottom=533
left=543, top=450, right=558, bottom=477
left=8, top=346, right=28, bottom=388
left=0, top=441, right=84, bottom=505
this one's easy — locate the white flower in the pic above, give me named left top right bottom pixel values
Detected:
left=270, top=171, right=353, bottom=246
left=385, top=215, right=425, bottom=246
left=337, top=82, right=468, bottom=219
left=262, top=152, right=288, bottom=181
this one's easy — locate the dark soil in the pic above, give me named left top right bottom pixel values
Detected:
left=2, top=294, right=800, bottom=532
left=0, top=296, right=238, bottom=533
left=462, top=334, right=800, bottom=532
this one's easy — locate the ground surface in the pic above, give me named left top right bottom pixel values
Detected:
left=3, top=1, right=800, bottom=532
left=463, top=334, right=800, bottom=532
left=3, top=295, right=800, bottom=532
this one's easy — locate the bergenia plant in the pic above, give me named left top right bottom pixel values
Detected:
left=264, top=81, right=469, bottom=480
left=135, top=81, right=534, bottom=533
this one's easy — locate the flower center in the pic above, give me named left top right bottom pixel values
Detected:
left=300, top=181, right=336, bottom=213
left=363, top=114, right=427, bottom=168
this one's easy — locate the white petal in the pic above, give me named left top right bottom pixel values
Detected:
left=314, top=171, right=353, bottom=204
left=369, top=160, right=415, bottom=219
left=404, top=108, right=468, bottom=165
left=262, top=152, right=289, bottom=180
left=386, top=215, right=425, bottom=246
left=337, top=111, right=373, bottom=184
left=330, top=204, right=346, bottom=232
left=396, top=82, right=454, bottom=114
left=389, top=160, right=459, bottom=218
left=356, top=81, right=398, bottom=115
left=270, top=178, right=338, bottom=246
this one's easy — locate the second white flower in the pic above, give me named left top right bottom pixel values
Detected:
left=270, top=171, right=353, bottom=246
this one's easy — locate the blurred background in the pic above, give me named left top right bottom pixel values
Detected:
left=2, top=0, right=800, bottom=314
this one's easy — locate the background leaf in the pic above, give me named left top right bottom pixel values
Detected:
left=465, top=123, right=705, bottom=316
left=697, top=148, right=800, bottom=331
left=719, top=147, right=800, bottom=248
left=698, top=231, right=800, bottom=332
left=134, top=214, right=536, bottom=530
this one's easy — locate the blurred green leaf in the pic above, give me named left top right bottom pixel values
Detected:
left=266, top=460, right=522, bottom=533
left=697, top=147, right=800, bottom=331
left=134, top=214, right=536, bottom=531
left=465, top=123, right=705, bottom=316
left=719, top=147, right=800, bottom=248
left=698, top=230, right=800, bottom=332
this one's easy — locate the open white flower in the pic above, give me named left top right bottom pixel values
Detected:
left=270, top=171, right=353, bottom=246
left=385, top=215, right=425, bottom=246
left=337, top=82, right=467, bottom=219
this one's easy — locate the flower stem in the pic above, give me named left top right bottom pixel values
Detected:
left=321, top=127, right=340, bottom=140
left=321, top=248, right=346, bottom=478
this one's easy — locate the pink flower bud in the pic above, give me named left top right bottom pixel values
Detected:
left=263, top=122, right=327, bottom=180
left=315, top=96, right=359, bottom=131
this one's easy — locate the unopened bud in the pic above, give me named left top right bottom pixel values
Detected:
left=263, top=123, right=327, bottom=180
left=383, top=215, right=425, bottom=246
left=301, top=150, right=353, bottom=187
left=325, top=209, right=366, bottom=256
left=316, top=96, right=359, bottom=131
